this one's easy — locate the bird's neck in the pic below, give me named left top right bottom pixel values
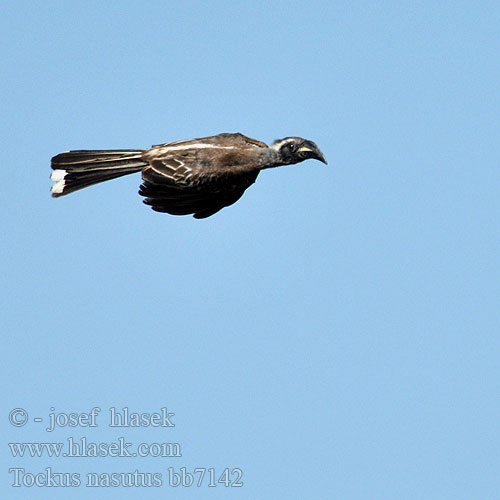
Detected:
left=258, top=148, right=285, bottom=169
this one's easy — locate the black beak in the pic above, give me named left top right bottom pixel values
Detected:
left=299, top=141, right=328, bottom=164
left=314, top=148, right=328, bottom=165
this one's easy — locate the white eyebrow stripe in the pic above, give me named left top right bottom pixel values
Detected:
left=270, top=139, right=294, bottom=151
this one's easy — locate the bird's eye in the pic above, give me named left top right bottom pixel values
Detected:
left=288, top=143, right=296, bottom=152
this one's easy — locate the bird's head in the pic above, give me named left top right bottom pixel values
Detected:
left=270, top=137, right=327, bottom=165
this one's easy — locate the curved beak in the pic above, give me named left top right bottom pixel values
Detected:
left=297, top=141, right=328, bottom=164
left=314, top=148, right=328, bottom=165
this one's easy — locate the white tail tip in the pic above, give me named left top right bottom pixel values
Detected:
left=51, top=180, right=66, bottom=194
left=51, top=169, right=67, bottom=181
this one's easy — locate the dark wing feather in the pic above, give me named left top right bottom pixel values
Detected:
left=139, top=158, right=259, bottom=218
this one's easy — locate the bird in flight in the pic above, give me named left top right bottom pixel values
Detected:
left=50, top=133, right=327, bottom=219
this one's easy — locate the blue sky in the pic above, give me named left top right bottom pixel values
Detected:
left=1, top=1, right=498, bottom=499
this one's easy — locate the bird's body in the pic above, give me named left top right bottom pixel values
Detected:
left=51, top=133, right=326, bottom=219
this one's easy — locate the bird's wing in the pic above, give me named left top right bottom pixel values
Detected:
left=151, top=133, right=268, bottom=150
left=139, top=157, right=259, bottom=219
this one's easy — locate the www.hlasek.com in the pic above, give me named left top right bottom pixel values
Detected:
left=9, top=467, right=244, bottom=488
left=9, top=437, right=181, bottom=458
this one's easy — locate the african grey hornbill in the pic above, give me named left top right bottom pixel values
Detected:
left=50, top=133, right=327, bottom=219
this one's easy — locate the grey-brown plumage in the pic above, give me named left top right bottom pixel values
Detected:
left=51, top=133, right=327, bottom=219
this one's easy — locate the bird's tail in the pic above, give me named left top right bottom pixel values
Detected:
left=50, top=150, right=149, bottom=197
